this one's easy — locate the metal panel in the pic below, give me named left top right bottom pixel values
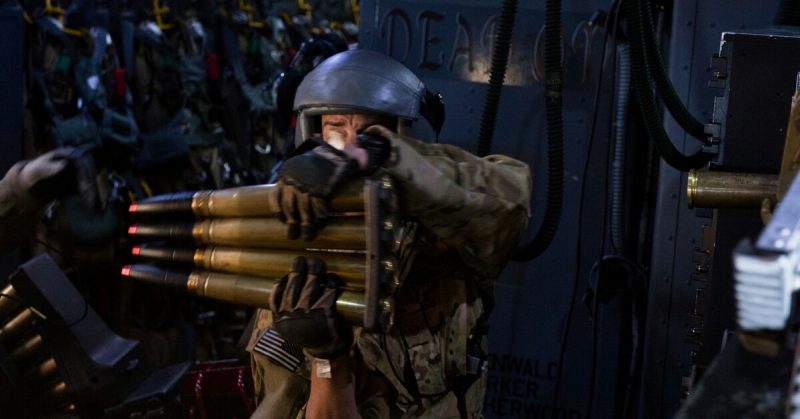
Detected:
left=0, top=3, right=25, bottom=281
left=696, top=28, right=800, bottom=390
left=359, top=0, right=784, bottom=418
left=641, top=1, right=776, bottom=418
left=360, top=1, right=616, bottom=418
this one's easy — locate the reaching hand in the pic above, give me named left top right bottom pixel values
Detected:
left=275, top=143, right=359, bottom=240
left=355, top=132, right=390, bottom=174
left=270, top=257, right=353, bottom=359
left=18, top=148, right=79, bottom=202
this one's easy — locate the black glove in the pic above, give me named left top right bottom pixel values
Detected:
left=356, top=133, right=391, bottom=174
left=276, top=143, right=359, bottom=240
left=270, top=257, right=353, bottom=359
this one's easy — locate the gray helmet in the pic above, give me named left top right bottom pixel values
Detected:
left=293, top=49, right=444, bottom=146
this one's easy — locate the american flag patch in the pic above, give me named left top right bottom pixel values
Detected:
left=253, top=328, right=304, bottom=372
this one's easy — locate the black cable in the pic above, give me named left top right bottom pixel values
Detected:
left=588, top=260, right=603, bottom=419
left=587, top=65, right=620, bottom=419
left=380, top=332, right=407, bottom=391
left=624, top=0, right=714, bottom=171
left=511, top=0, right=565, bottom=261
left=588, top=5, right=626, bottom=418
left=379, top=289, right=449, bottom=402
left=590, top=7, right=624, bottom=418
left=639, top=0, right=706, bottom=141
left=35, top=237, right=65, bottom=258
left=551, top=0, right=618, bottom=413
left=475, top=0, right=517, bottom=157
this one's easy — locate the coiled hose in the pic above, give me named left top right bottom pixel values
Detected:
left=625, top=0, right=714, bottom=171
left=611, top=42, right=631, bottom=253
left=476, top=0, right=517, bottom=158
left=776, top=0, right=800, bottom=26
left=512, top=0, right=564, bottom=261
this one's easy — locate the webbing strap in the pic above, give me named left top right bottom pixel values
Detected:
left=119, top=20, right=135, bottom=81
left=32, top=69, right=58, bottom=117
left=220, top=21, right=247, bottom=84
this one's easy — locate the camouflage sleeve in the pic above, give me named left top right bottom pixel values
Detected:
left=365, top=125, right=532, bottom=275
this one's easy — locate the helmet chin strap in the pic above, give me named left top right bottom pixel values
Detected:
left=420, top=90, right=446, bottom=138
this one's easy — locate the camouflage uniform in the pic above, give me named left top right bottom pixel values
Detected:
left=0, top=161, right=48, bottom=253
left=0, top=150, right=76, bottom=254
left=248, top=126, right=531, bottom=419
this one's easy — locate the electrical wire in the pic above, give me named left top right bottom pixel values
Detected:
left=588, top=4, right=626, bottom=418
left=476, top=0, right=518, bottom=158
left=512, top=0, right=565, bottom=261
left=624, top=0, right=714, bottom=171
left=639, top=0, right=706, bottom=141
left=589, top=8, right=624, bottom=419
left=551, top=1, right=620, bottom=415
left=35, top=237, right=65, bottom=259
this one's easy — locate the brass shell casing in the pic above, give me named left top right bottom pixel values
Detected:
left=130, top=218, right=368, bottom=250
left=130, top=181, right=366, bottom=217
left=687, top=170, right=778, bottom=209
left=23, top=357, right=58, bottom=383
left=191, top=181, right=365, bottom=217
left=0, top=284, right=22, bottom=322
left=0, top=309, right=35, bottom=345
left=190, top=217, right=367, bottom=250
left=186, top=270, right=365, bottom=324
left=10, top=334, right=45, bottom=365
left=193, top=247, right=366, bottom=289
left=45, top=381, right=67, bottom=401
left=133, top=245, right=368, bottom=288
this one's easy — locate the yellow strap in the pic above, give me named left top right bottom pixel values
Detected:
left=44, top=0, right=65, bottom=18
left=297, top=0, right=312, bottom=17
left=62, top=26, right=82, bottom=37
left=152, top=0, right=174, bottom=31
left=350, top=0, right=360, bottom=25
left=237, top=0, right=265, bottom=29
left=139, top=180, right=153, bottom=198
left=42, top=1, right=85, bottom=38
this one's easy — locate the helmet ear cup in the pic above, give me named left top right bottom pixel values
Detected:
left=420, top=90, right=445, bottom=137
left=290, top=34, right=348, bottom=73
left=274, top=69, right=305, bottom=134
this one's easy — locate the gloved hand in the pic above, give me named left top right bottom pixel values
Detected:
left=275, top=143, right=360, bottom=240
left=18, top=147, right=78, bottom=202
left=270, top=257, right=353, bottom=359
left=355, top=133, right=391, bottom=174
